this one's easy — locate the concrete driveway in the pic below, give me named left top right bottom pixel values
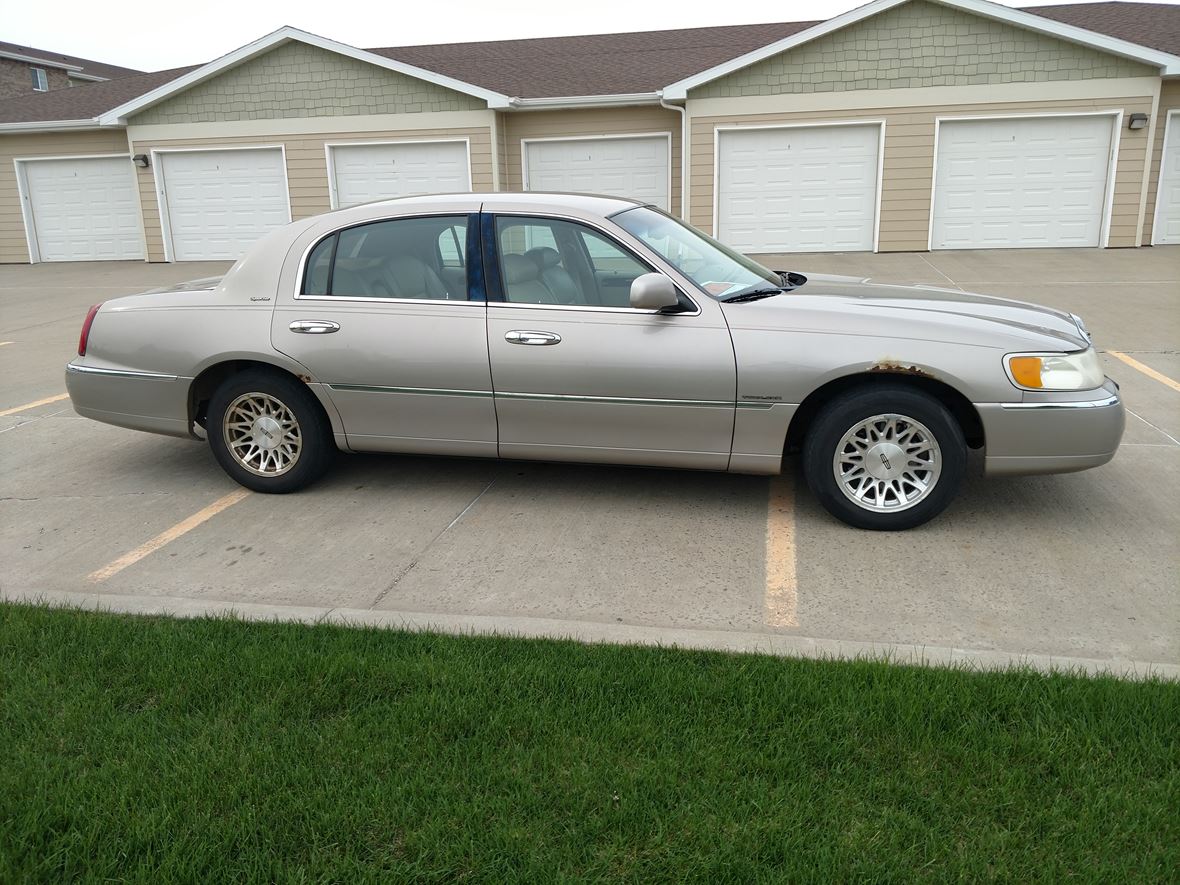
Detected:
left=2, top=248, right=1177, bottom=676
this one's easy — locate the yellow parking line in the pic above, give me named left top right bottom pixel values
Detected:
left=88, top=489, right=250, bottom=583
left=1108, top=351, right=1180, bottom=394
left=765, top=474, right=799, bottom=628
left=0, top=341, right=13, bottom=347
left=0, top=393, right=70, bottom=418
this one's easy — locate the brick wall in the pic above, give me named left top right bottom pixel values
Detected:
left=0, top=58, right=71, bottom=99
left=690, top=0, right=1155, bottom=98
left=131, top=42, right=485, bottom=125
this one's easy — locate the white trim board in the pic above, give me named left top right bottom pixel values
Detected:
left=127, top=110, right=497, bottom=142
left=927, top=109, right=1123, bottom=251
left=323, top=137, right=474, bottom=210
left=662, top=0, right=1180, bottom=99
left=150, top=144, right=292, bottom=263
left=99, top=26, right=511, bottom=125
left=1151, top=108, right=1180, bottom=245
left=711, top=119, right=886, bottom=253
left=520, top=132, right=674, bottom=212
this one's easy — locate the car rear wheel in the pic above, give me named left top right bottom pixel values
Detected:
left=207, top=369, right=334, bottom=493
left=802, top=385, right=966, bottom=530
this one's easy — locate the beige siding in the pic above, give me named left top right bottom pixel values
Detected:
left=0, top=129, right=132, bottom=263
left=132, top=42, right=484, bottom=126
left=691, top=94, right=1155, bottom=252
left=131, top=126, right=493, bottom=261
left=1143, top=80, right=1180, bottom=245
left=502, top=107, right=683, bottom=217
left=691, top=0, right=1154, bottom=99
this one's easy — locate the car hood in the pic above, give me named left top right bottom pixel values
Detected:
left=721, top=273, right=1089, bottom=351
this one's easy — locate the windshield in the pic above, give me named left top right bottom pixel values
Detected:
left=612, top=205, right=781, bottom=299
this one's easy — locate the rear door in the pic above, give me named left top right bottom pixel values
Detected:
left=271, top=210, right=497, bottom=457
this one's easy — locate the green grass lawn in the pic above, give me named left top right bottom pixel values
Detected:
left=1, top=603, right=1177, bottom=882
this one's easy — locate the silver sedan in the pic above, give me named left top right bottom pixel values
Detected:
left=66, top=193, right=1124, bottom=530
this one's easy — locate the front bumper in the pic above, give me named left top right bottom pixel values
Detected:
left=977, top=378, right=1125, bottom=476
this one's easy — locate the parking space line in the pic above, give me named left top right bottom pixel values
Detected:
left=1108, top=351, right=1180, bottom=393
left=0, top=393, right=69, bottom=418
left=88, top=489, right=250, bottom=583
left=0, top=341, right=13, bottom=347
left=765, top=474, right=799, bottom=628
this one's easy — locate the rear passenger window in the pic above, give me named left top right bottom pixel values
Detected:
left=300, top=215, right=469, bottom=300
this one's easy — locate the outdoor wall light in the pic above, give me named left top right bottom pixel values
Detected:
left=1127, top=113, right=1149, bottom=130
left=132, top=154, right=150, bottom=168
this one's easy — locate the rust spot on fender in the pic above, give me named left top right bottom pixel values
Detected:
left=297, top=374, right=313, bottom=383
left=869, top=360, right=935, bottom=379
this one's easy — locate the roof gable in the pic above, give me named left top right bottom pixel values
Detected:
left=98, top=27, right=509, bottom=124
left=664, top=0, right=1180, bottom=99
left=689, top=0, right=1157, bottom=100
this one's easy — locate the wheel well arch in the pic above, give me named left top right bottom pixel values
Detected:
left=783, top=372, right=985, bottom=456
left=188, top=359, right=325, bottom=430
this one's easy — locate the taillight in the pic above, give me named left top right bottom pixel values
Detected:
left=78, top=303, right=102, bottom=356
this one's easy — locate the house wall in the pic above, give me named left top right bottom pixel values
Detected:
left=127, top=113, right=495, bottom=261
left=500, top=106, right=683, bottom=217
left=687, top=81, right=1157, bottom=251
left=1143, top=78, right=1180, bottom=244
left=690, top=0, right=1155, bottom=99
left=0, top=128, right=132, bottom=263
left=0, top=58, right=72, bottom=99
left=131, top=42, right=484, bottom=125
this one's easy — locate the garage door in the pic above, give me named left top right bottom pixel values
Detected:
left=21, top=156, right=144, bottom=262
left=717, top=124, right=881, bottom=253
left=932, top=115, right=1114, bottom=249
left=1153, top=111, right=1180, bottom=245
left=159, top=148, right=289, bottom=261
left=329, top=141, right=470, bottom=208
left=524, top=136, right=670, bottom=211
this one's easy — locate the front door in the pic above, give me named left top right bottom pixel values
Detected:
left=484, top=213, right=736, bottom=470
left=271, top=211, right=497, bottom=457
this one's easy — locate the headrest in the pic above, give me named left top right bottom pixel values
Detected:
left=526, top=246, right=561, bottom=269
left=501, top=253, right=538, bottom=284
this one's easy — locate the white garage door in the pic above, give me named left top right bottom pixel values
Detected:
left=1153, top=111, right=1180, bottom=245
left=21, top=156, right=144, bottom=262
left=717, top=124, right=881, bottom=253
left=932, top=115, right=1114, bottom=249
left=524, top=136, right=670, bottom=210
left=329, top=141, right=471, bottom=208
left=159, top=148, right=289, bottom=261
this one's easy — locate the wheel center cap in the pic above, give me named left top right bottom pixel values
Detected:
left=252, top=416, right=283, bottom=450
left=865, top=442, right=905, bottom=480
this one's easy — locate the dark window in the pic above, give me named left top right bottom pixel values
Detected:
left=300, top=215, right=468, bottom=300
left=494, top=216, right=655, bottom=308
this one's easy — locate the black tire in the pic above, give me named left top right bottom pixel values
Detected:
left=802, top=384, right=966, bottom=531
left=207, top=369, right=334, bottom=494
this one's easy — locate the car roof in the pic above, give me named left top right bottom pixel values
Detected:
left=345, top=191, right=647, bottom=216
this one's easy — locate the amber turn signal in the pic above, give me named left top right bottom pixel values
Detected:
left=1008, top=356, right=1043, bottom=388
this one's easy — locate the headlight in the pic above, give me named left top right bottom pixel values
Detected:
left=1006, top=348, right=1105, bottom=391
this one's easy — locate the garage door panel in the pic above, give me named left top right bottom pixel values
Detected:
left=23, top=157, right=145, bottom=262
left=524, top=136, right=669, bottom=211
left=330, top=141, right=470, bottom=208
left=1153, top=114, right=1180, bottom=245
left=160, top=149, right=289, bottom=261
left=717, top=124, right=880, bottom=253
left=933, top=116, right=1113, bottom=249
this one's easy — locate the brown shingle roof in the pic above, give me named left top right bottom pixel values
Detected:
left=1021, top=2, right=1180, bottom=57
left=1, top=3, right=1177, bottom=126
left=0, top=40, right=143, bottom=80
left=368, top=20, right=819, bottom=98
left=0, top=65, right=197, bottom=124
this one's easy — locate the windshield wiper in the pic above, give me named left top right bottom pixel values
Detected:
left=720, top=287, right=782, bottom=303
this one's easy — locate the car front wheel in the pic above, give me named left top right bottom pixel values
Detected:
left=802, top=385, right=966, bottom=530
left=207, top=369, right=334, bottom=493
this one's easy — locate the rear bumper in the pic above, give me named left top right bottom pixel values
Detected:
left=977, top=379, right=1125, bottom=476
left=65, top=362, right=192, bottom=439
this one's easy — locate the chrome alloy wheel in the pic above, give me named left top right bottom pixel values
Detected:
left=832, top=413, right=941, bottom=513
left=222, top=392, right=302, bottom=477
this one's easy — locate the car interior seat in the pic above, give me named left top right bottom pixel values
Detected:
left=525, top=247, right=583, bottom=304
left=501, top=253, right=557, bottom=303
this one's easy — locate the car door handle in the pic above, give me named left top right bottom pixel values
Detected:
left=505, top=330, right=561, bottom=346
left=289, top=320, right=340, bottom=334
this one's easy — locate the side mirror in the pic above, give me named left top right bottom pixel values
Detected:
left=629, top=273, right=679, bottom=311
